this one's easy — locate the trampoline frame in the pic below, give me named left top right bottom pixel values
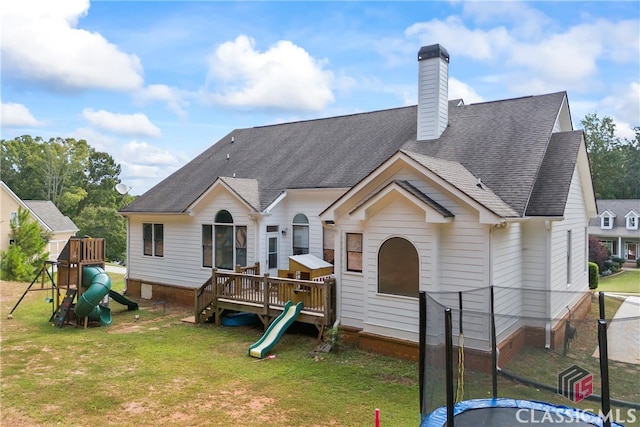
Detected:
left=421, top=398, right=625, bottom=427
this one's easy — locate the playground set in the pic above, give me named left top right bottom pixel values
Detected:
left=8, top=237, right=138, bottom=327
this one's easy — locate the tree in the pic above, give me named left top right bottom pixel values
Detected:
left=0, top=207, right=50, bottom=281
left=2, top=135, right=128, bottom=262
left=582, top=114, right=640, bottom=199
left=74, top=206, right=127, bottom=262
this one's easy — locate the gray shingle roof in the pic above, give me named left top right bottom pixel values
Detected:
left=122, top=91, right=571, bottom=217
left=122, top=106, right=417, bottom=213
left=525, top=131, right=583, bottom=216
left=402, top=92, right=568, bottom=216
left=589, top=199, right=640, bottom=227
left=402, top=151, right=519, bottom=218
left=22, top=200, right=78, bottom=232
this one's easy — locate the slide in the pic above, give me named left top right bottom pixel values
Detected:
left=74, top=266, right=112, bottom=326
left=248, top=300, right=303, bottom=359
left=108, top=290, right=139, bottom=311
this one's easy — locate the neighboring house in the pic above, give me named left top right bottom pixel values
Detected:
left=589, top=199, right=640, bottom=265
left=120, top=44, right=597, bottom=360
left=0, top=181, right=79, bottom=261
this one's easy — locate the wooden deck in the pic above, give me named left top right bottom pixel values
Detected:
left=195, top=264, right=336, bottom=337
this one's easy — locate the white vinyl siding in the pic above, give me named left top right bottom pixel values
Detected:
left=127, top=189, right=255, bottom=289
left=492, top=223, right=526, bottom=342
left=548, top=167, right=590, bottom=323
left=521, top=219, right=549, bottom=323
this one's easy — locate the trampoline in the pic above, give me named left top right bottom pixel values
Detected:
left=421, top=398, right=624, bottom=427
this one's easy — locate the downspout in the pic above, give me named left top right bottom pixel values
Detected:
left=124, top=215, right=130, bottom=293
left=489, top=225, right=499, bottom=368
left=545, top=220, right=552, bottom=349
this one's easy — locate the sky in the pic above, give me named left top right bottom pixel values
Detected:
left=1, top=1, right=639, bottom=196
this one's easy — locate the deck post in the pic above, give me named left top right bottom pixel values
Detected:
left=262, top=273, right=270, bottom=329
left=213, top=268, right=221, bottom=326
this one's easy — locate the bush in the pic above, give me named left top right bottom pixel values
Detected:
left=611, top=256, right=624, bottom=264
left=588, top=262, right=599, bottom=289
left=588, top=236, right=609, bottom=272
left=637, top=258, right=640, bottom=268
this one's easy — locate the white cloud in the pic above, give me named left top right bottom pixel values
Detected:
left=0, top=0, right=143, bottom=92
left=601, top=81, right=640, bottom=140
left=406, top=16, right=512, bottom=61
left=203, top=35, right=335, bottom=111
left=119, top=140, right=184, bottom=166
left=134, top=84, right=189, bottom=118
left=449, top=78, right=484, bottom=104
left=117, top=140, right=190, bottom=194
left=0, top=102, right=42, bottom=127
left=82, top=109, right=161, bottom=137
left=405, top=11, right=639, bottom=96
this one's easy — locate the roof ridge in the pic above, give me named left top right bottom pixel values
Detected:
left=250, top=105, right=416, bottom=130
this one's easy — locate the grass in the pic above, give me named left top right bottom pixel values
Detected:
left=1, top=275, right=420, bottom=427
left=2, top=273, right=638, bottom=426
left=597, top=269, right=640, bottom=294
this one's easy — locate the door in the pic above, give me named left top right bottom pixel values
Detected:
left=267, top=231, right=279, bottom=276
left=626, top=242, right=637, bottom=261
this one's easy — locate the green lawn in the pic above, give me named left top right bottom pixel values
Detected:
left=3, top=273, right=637, bottom=427
left=1, top=276, right=420, bottom=427
left=597, top=269, right=640, bottom=294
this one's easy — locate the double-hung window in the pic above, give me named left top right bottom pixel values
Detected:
left=346, top=233, right=363, bottom=272
left=143, top=223, right=164, bottom=257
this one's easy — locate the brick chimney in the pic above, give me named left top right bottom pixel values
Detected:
left=417, top=44, right=449, bottom=141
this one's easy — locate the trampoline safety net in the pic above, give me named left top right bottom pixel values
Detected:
left=420, top=287, right=639, bottom=427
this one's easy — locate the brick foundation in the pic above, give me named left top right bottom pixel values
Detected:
left=125, top=278, right=195, bottom=307
left=336, top=291, right=593, bottom=369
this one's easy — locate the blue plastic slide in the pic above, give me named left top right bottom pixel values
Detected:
left=74, top=266, right=112, bottom=326
left=248, top=300, right=303, bottom=358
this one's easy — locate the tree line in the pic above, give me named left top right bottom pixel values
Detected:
left=1, top=136, right=133, bottom=279
left=1, top=114, right=638, bottom=280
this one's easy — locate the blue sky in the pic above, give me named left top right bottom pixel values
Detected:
left=1, top=1, right=638, bottom=195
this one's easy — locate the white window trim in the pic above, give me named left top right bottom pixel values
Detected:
left=600, top=213, right=614, bottom=230
left=625, top=212, right=639, bottom=230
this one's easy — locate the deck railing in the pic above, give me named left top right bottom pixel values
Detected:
left=195, top=264, right=335, bottom=329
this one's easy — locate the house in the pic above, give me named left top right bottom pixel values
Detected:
left=1, top=181, right=79, bottom=261
left=120, top=44, right=597, bottom=361
left=589, top=199, right=640, bottom=266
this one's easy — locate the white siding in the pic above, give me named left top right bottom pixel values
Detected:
left=521, top=219, right=549, bottom=324
left=128, top=188, right=256, bottom=288
left=126, top=187, right=344, bottom=289
left=265, top=189, right=345, bottom=272
left=333, top=170, right=494, bottom=346
left=363, top=197, right=431, bottom=341
left=492, top=223, right=526, bottom=341
left=548, top=166, right=590, bottom=322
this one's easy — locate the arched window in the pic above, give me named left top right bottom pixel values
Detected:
left=292, top=213, right=309, bottom=255
left=213, top=210, right=247, bottom=269
left=378, top=237, right=419, bottom=297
